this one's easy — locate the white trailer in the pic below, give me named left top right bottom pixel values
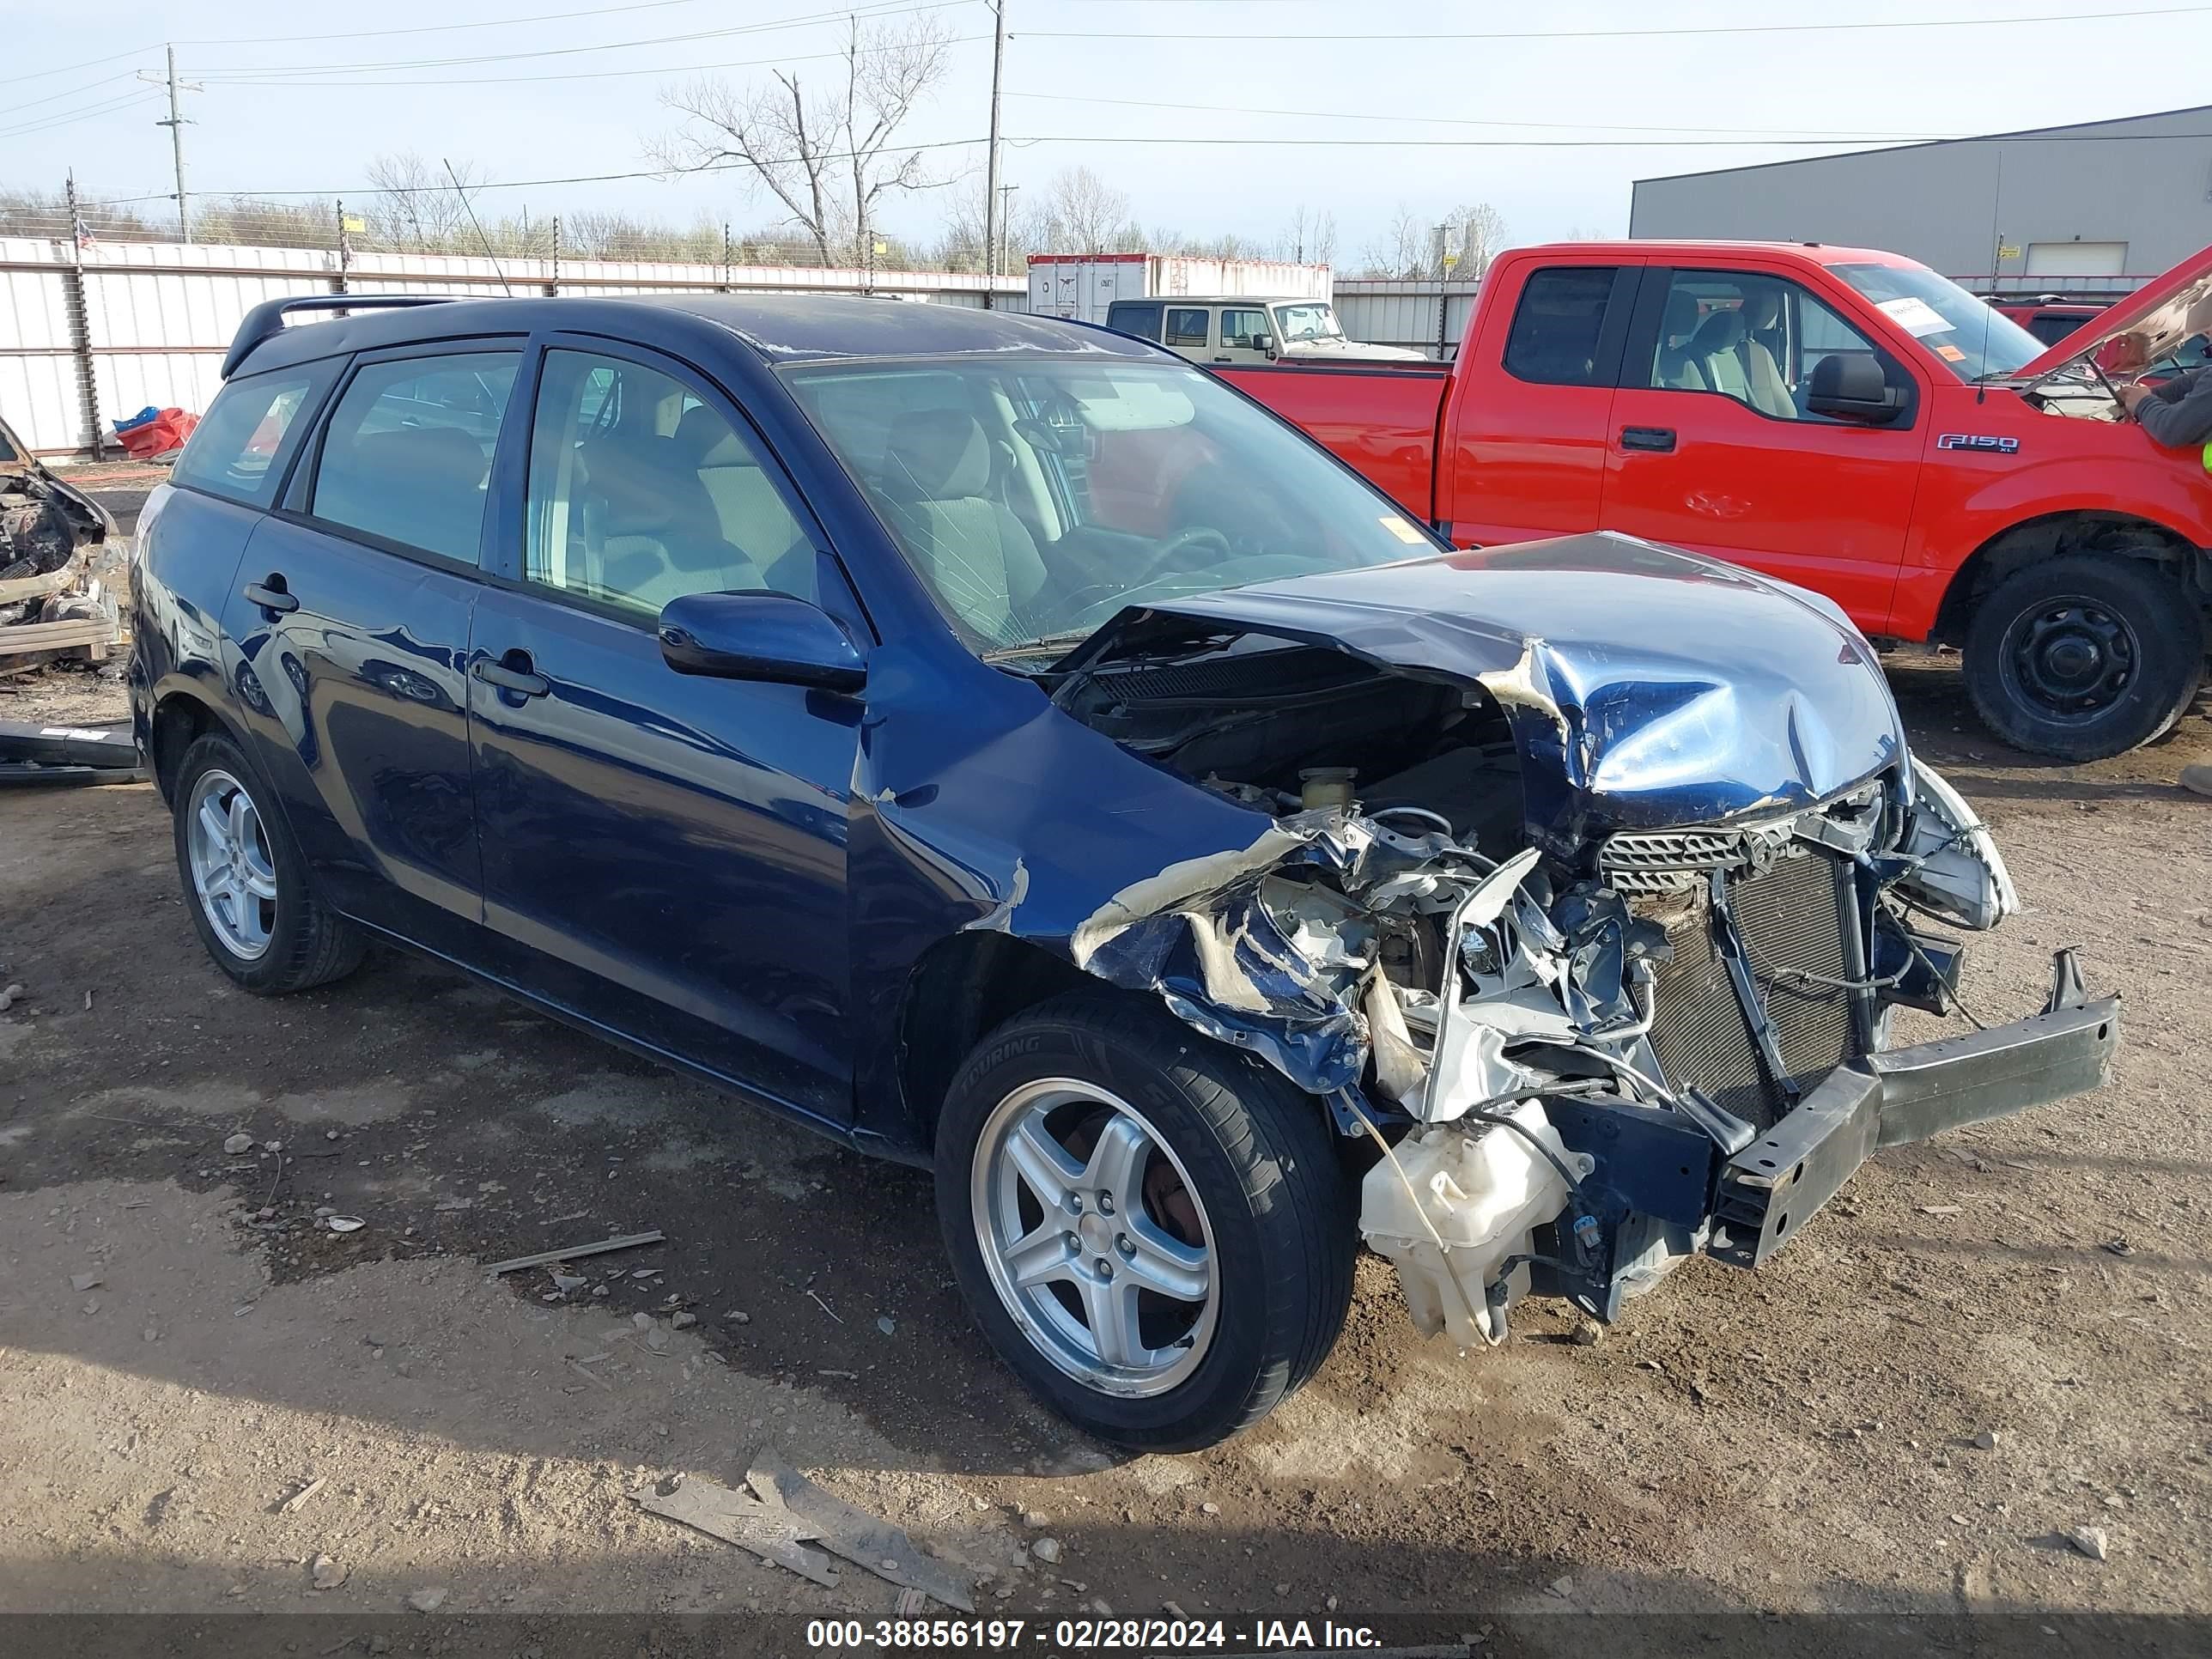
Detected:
left=1026, top=253, right=1331, bottom=325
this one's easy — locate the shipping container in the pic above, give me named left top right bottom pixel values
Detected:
left=1026, top=253, right=1331, bottom=325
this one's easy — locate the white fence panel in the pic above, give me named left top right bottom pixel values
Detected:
left=0, top=237, right=1024, bottom=456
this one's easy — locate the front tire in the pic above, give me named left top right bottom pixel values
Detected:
left=935, top=992, right=1353, bottom=1452
left=171, top=732, right=365, bottom=994
left=1964, top=555, right=2204, bottom=760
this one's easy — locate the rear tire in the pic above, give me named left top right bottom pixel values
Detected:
left=934, top=991, right=1353, bottom=1452
left=171, top=732, right=366, bottom=994
left=1963, top=555, right=2204, bottom=761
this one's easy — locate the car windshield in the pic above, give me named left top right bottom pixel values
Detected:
left=783, top=356, right=1434, bottom=654
left=1830, top=261, right=2045, bottom=384
left=1274, top=303, right=1341, bottom=343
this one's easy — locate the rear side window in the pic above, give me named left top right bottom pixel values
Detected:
left=1165, top=308, right=1209, bottom=349
left=309, top=351, right=521, bottom=562
left=1503, top=267, right=1620, bottom=386
left=171, top=361, right=338, bottom=507
left=1108, top=302, right=1163, bottom=343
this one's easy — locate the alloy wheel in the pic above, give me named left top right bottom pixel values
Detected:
left=185, top=768, right=278, bottom=961
left=969, top=1079, right=1218, bottom=1398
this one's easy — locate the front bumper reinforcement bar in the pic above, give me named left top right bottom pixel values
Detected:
left=1708, top=951, right=2118, bottom=1269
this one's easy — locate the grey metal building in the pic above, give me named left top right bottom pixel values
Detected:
left=1630, top=106, right=2212, bottom=295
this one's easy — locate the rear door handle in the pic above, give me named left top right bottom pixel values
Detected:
left=471, top=655, right=550, bottom=699
left=240, top=578, right=298, bottom=615
left=1620, top=426, right=1678, bottom=453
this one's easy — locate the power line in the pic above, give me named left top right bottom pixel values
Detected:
left=0, top=89, right=164, bottom=143
left=177, top=0, right=726, bottom=47
left=75, top=137, right=990, bottom=208
left=1008, top=129, right=2212, bottom=149
left=1006, top=91, right=1963, bottom=143
left=1027, top=3, right=2212, bottom=42
left=194, top=34, right=991, bottom=91
left=198, top=0, right=962, bottom=80
left=15, top=45, right=164, bottom=84
left=3, top=68, right=149, bottom=118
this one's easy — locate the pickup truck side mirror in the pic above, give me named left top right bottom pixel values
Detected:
left=1807, top=353, right=1908, bottom=425
left=659, top=590, right=866, bottom=692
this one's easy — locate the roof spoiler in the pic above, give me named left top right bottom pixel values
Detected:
left=221, top=295, right=454, bottom=380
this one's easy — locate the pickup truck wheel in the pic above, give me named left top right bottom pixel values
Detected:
left=934, top=992, right=1352, bottom=1452
left=171, top=732, right=366, bottom=994
left=1964, top=556, right=2205, bottom=761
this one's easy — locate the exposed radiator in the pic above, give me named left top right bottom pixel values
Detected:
left=1643, top=851, right=1859, bottom=1129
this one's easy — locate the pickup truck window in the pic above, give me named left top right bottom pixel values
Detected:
left=1644, top=270, right=1891, bottom=424
left=1165, top=308, right=1209, bottom=349
left=1503, top=267, right=1621, bottom=386
left=785, top=358, right=1424, bottom=653
left=1830, top=262, right=2043, bottom=383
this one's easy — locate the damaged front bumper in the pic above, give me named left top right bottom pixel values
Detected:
left=1706, top=955, right=2118, bottom=1270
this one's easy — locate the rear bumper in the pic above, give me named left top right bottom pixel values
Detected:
left=1707, top=977, right=2119, bottom=1269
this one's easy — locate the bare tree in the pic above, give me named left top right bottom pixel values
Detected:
left=1449, top=201, right=1509, bottom=279
left=656, top=15, right=952, bottom=267
left=363, top=153, right=487, bottom=252
left=1357, top=203, right=1428, bottom=279
left=1042, top=166, right=1137, bottom=253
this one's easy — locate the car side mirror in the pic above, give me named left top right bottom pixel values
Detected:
left=1807, top=353, right=1908, bottom=425
left=1254, top=333, right=1276, bottom=357
left=658, top=591, right=866, bottom=692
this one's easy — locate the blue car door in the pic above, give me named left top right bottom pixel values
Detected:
left=222, top=340, right=526, bottom=958
left=464, top=337, right=864, bottom=1124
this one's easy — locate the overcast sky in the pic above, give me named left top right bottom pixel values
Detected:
left=10, top=0, right=2212, bottom=263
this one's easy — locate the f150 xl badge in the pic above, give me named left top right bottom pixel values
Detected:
left=1937, top=434, right=2021, bottom=453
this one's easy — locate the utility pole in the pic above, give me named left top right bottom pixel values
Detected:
left=141, top=46, right=200, bottom=243
left=981, top=0, right=1006, bottom=305
left=997, top=183, right=1019, bottom=286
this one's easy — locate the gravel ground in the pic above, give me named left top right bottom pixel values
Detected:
left=0, top=655, right=2206, bottom=1639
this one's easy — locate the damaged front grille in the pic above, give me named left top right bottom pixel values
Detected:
left=1644, top=850, right=1859, bottom=1130
left=1599, top=823, right=1793, bottom=894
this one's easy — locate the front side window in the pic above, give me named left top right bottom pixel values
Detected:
left=1274, top=303, right=1341, bottom=344
left=786, top=356, right=1433, bottom=653
left=524, top=349, right=812, bottom=618
left=1219, top=307, right=1270, bottom=349
left=1644, top=270, right=1899, bottom=423
left=173, top=360, right=338, bottom=507
left=1829, top=261, right=2043, bottom=383
left=1503, top=266, right=1620, bottom=387
left=1164, top=308, right=1209, bottom=349
left=310, top=351, right=520, bottom=559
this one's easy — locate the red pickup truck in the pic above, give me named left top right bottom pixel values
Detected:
left=1220, top=240, right=2212, bottom=760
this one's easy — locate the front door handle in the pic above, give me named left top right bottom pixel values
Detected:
left=471, top=654, right=550, bottom=699
left=1620, top=425, right=1678, bottom=453
left=240, top=578, right=298, bottom=615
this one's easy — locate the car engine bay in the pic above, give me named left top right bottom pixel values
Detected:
left=1052, top=629, right=2040, bottom=1346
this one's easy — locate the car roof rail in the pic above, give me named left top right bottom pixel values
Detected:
left=221, top=294, right=457, bottom=380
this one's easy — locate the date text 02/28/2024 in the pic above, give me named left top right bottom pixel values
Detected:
left=804, top=1617, right=1389, bottom=1650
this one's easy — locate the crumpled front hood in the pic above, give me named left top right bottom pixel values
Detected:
left=1062, top=532, right=1906, bottom=854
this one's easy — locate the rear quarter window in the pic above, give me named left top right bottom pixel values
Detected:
left=1503, top=267, right=1622, bottom=386
left=170, top=360, right=340, bottom=507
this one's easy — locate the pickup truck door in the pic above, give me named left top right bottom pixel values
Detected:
left=1438, top=262, right=1638, bottom=545
left=1599, top=265, right=1927, bottom=633
left=464, top=337, right=863, bottom=1126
